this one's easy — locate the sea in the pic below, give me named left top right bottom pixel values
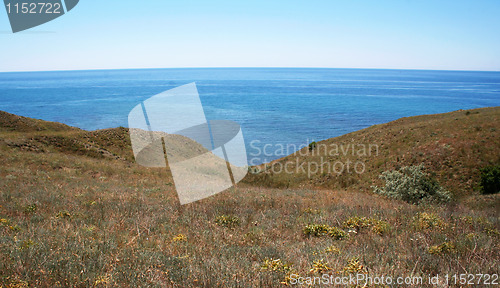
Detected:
left=0, top=68, right=499, bottom=164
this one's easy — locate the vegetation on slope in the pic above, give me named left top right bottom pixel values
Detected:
left=0, top=108, right=498, bottom=287
left=244, top=107, right=500, bottom=199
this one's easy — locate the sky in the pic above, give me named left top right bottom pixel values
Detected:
left=0, top=0, right=499, bottom=72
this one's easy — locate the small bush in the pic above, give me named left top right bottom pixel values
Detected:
left=343, top=216, right=365, bottom=231
left=369, top=219, right=390, bottom=236
left=261, top=258, right=295, bottom=285
left=303, top=224, right=347, bottom=239
left=343, top=216, right=390, bottom=235
left=309, top=259, right=332, bottom=274
left=172, top=234, right=187, bottom=242
left=260, top=258, right=293, bottom=273
left=372, top=164, right=451, bottom=204
left=327, top=226, right=347, bottom=239
left=214, top=215, right=240, bottom=228
left=413, top=212, right=445, bottom=230
left=303, top=224, right=330, bottom=237
left=343, top=257, right=365, bottom=274
left=308, top=141, right=317, bottom=151
left=428, top=241, right=456, bottom=255
left=479, top=164, right=500, bottom=194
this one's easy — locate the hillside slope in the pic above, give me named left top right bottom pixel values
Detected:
left=1, top=108, right=499, bottom=199
left=244, top=107, right=500, bottom=198
left=0, top=109, right=498, bottom=287
left=0, top=111, right=134, bottom=160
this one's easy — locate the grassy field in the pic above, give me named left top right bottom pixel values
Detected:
left=0, top=108, right=499, bottom=287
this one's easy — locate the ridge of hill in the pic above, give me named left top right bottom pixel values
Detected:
left=0, top=111, right=76, bottom=132
left=0, top=110, right=134, bottom=161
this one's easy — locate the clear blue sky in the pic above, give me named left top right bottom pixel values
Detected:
left=1, top=0, right=499, bottom=72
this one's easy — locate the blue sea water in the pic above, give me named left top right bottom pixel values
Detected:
left=0, top=68, right=499, bottom=164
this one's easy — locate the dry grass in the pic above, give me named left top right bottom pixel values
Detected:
left=244, top=107, right=500, bottom=199
left=0, top=109, right=499, bottom=287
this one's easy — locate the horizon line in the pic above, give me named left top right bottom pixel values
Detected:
left=1, top=66, right=499, bottom=74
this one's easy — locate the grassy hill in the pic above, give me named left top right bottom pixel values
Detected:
left=244, top=107, right=500, bottom=199
left=0, top=109, right=498, bottom=287
left=0, top=111, right=135, bottom=161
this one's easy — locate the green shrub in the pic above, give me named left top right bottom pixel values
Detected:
left=479, top=164, right=500, bottom=194
left=343, top=216, right=390, bottom=235
left=303, top=224, right=330, bottom=237
left=327, top=226, right=347, bottom=239
left=310, top=259, right=332, bottom=274
left=303, top=224, right=347, bottom=239
left=372, top=164, right=451, bottom=204
left=260, top=258, right=295, bottom=285
left=343, top=257, right=365, bottom=274
left=413, top=212, right=446, bottom=230
left=214, top=215, right=240, bottom=228
left=308, top=141, right=317, bottom=151
left=343, top=216, right=365, bottom=231
left=260, top=258, right=293, bottom=273
left=428, top=241, right=456, bottom=255
left=367, top=219, right=390, bottom=235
